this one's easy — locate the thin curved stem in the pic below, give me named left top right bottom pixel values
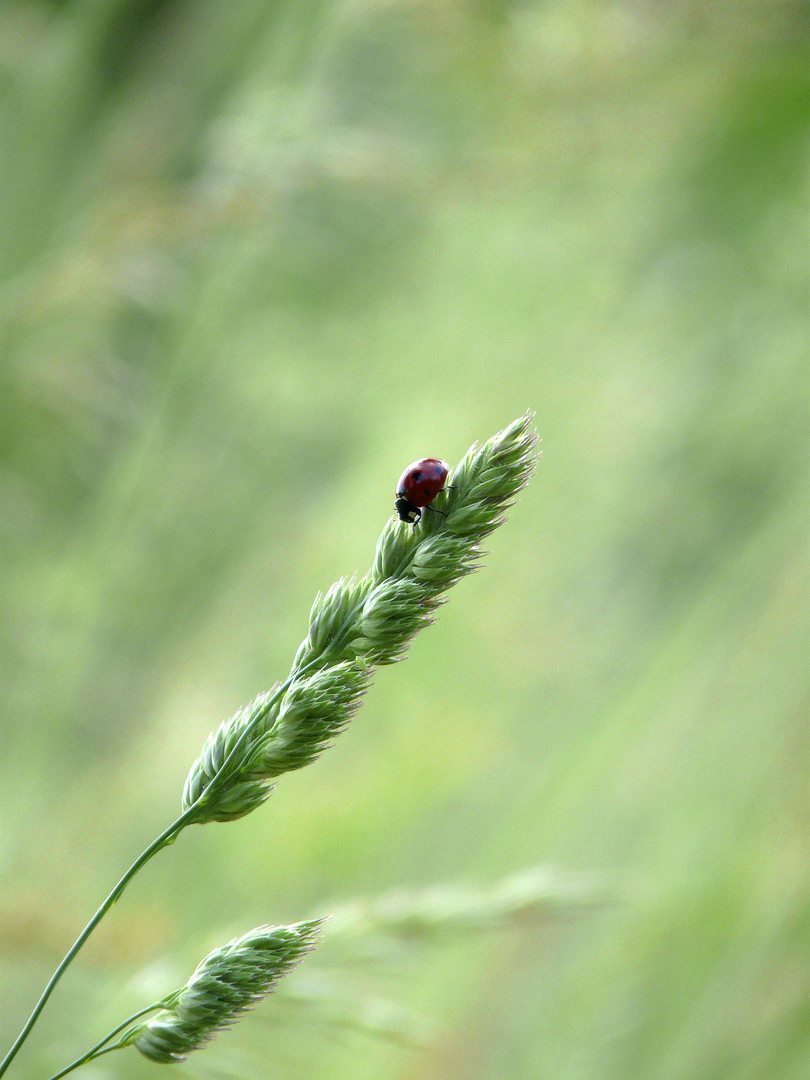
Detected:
left=0, top=664, right=314, bottom=1079
left=45, top=1001, right=162, bottom=1080
left=47, top=1042, right=121, bottom=1080
left=0, top=810, right=192, bottom=1079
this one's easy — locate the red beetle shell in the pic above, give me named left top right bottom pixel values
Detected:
left=396, top=458, right=449, bottom=508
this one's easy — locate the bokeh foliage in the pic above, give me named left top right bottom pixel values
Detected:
left=1, top=1, right=809, bottom=1078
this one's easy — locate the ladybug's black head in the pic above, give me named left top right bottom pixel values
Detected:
left=395, top=496, right=421, bottom=525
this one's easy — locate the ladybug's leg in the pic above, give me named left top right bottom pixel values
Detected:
left=424, top=504, right=448, bottom=518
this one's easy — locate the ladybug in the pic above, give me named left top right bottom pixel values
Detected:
left=394, top=458, right=450, bottom=526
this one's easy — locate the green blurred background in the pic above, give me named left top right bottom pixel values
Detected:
left=1, top=1, right=809, bottom=1078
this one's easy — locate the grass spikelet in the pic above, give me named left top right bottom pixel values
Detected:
left=182, top=413, right=538, bottom=825
left=132, top=921, right=322, bottom=1064
left=181, top=688, right=284, bottom=821
left=247, top=662, right=371, bottom=778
